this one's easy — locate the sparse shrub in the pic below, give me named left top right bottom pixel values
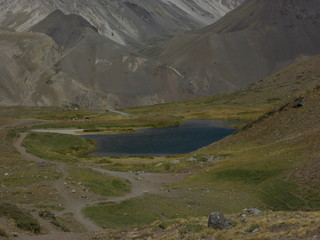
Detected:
left=158, top=221, right=171, bottom=230
left=0, top=203, right=41, bottom=233
left=0, top=228, right=8, bottom=238
left=179, top=224, right=205, bottom=235
left=39, top=210, right=69, bottom=232
left=165, top=163, right=171, bottom=171
left=6, top=129, right=20, bottom=139
left=97, top=159, right=112, bottom=164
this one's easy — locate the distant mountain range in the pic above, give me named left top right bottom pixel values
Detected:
left=0, top=0, right=243, bottom=48
left=1, top=0, right=320, bottom=109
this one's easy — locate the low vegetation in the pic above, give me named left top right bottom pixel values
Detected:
left=23, top=132, right=95, bottom=162
left=84, top=194, right=219, bottom=229
left=0, top=203, right=41, bottom=233
left=84, top=199, right=160, bottom=229
left=94, top=211, right=320, bottom=240
left=68, top=168, right=131, bottom=197
left=0, top=228, right=8, bottom=238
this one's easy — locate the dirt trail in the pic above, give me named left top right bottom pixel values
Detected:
left=14, top=133, right=102, bottom=232
left=13, top=130, right=187, bottom=235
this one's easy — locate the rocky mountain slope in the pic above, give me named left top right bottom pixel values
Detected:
left=0, top=11, right=190, bottom=108
left=144, top=0, right=320, bottom=96
left=0, top=0, right=243, bottom=48
left=2, top=0, right=320, bottom=110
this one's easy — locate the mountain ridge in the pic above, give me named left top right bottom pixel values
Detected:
left=0, top=0, right=244, bottom=48
left=144, top=0, right=320, bottom=97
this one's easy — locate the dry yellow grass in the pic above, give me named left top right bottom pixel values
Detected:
left=94, top=211, right=320, bottom=240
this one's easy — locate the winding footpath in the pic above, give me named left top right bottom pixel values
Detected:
left=12, top=129, right=186, bottom=236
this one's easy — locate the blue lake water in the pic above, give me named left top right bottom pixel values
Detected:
left=82, top=120, right=235, bottom=157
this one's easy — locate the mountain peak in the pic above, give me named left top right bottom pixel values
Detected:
left=31, top=10, right=98, bottom=49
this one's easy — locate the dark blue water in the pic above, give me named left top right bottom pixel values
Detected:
left=82, top=120, right=235, bottom=157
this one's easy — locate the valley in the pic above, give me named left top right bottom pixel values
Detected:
left=1, top=0, right=320, bottom=239
left=1, top=53, right=320, bottom=238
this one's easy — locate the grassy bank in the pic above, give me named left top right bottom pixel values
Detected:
left=68, top=168, right=131, bottom=197
left=23, top=132, right=96, bottom=162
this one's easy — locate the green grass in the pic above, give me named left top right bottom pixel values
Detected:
left=0, top=203, right=41, bottom=233
left=213, top=169, right=280, bottom=184
left=178, top=138, right=320, bottom=212
left=83, top=198, right=160, bottom=229
left=33, top=116, right=182, bottom=132
left=68, top=168, right=131, bottom=197
left=23, top=132, right=95, bottom=162
left=6, top=129, right=21, bottom=139
left=179, top=224, right=205, bottom=235
left=0, top=162, right=61, bottom=187
left=83, top=193, right=234, bottom=229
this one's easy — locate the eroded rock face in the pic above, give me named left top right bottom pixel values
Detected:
left=0, top=13, right=190, bottom=109
left=208, top=212, right=233, bottom=229
left=0, top=0, right=244, bottom=48
left=0, top=0, right=244, bottom=109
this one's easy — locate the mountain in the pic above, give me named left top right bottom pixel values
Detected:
left=144, top=0, right=320, bottom=96
left=0, top=0, right=244, bottom=109
left=0, top=11, right=190, bottom=109
left=0, top=0, right=243, bottom=48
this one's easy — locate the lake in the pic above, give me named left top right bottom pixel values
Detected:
left=82, top=120, right=235, bottom=157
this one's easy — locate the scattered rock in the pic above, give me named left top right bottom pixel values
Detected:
left=133, top=171, right=146, bottom=175
left=170, top=160, right=180, bottom=165
left=11, top=232, right=19, bottom=237
left=71, top=189, right=76, bottom=193
left=187, top=156, right=197, bottom=163
left=208, top=212, right=233, bottom=229
left=252, top=228, right=259, bottom=233
left=36, top=160, right=47, bottom=166
left=293, top=98, right=305, bottom=108
left=243, top=208, right=262, bottom=215
left=206, top=155, right=221, bottom=163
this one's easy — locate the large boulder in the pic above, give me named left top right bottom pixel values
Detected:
left=208, top=212, right=232, bottom=229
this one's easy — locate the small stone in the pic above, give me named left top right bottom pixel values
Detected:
left=11, top=232, right=19, bottom=237
left=4, top=173, right=9, bottom=176
left=243, top=208, right=262, bottom=215
left=252, top=228, right=259, bottom=233
left=155, top=162, right=164, bottom=167
left=71, top=189, right=76, bottom=193
left=188, top=156, right=197, bottom=163
left=170, top=160, right=180, bottom=165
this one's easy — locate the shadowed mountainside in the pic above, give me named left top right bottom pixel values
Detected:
left=143, top=0, right=320, bottom=96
